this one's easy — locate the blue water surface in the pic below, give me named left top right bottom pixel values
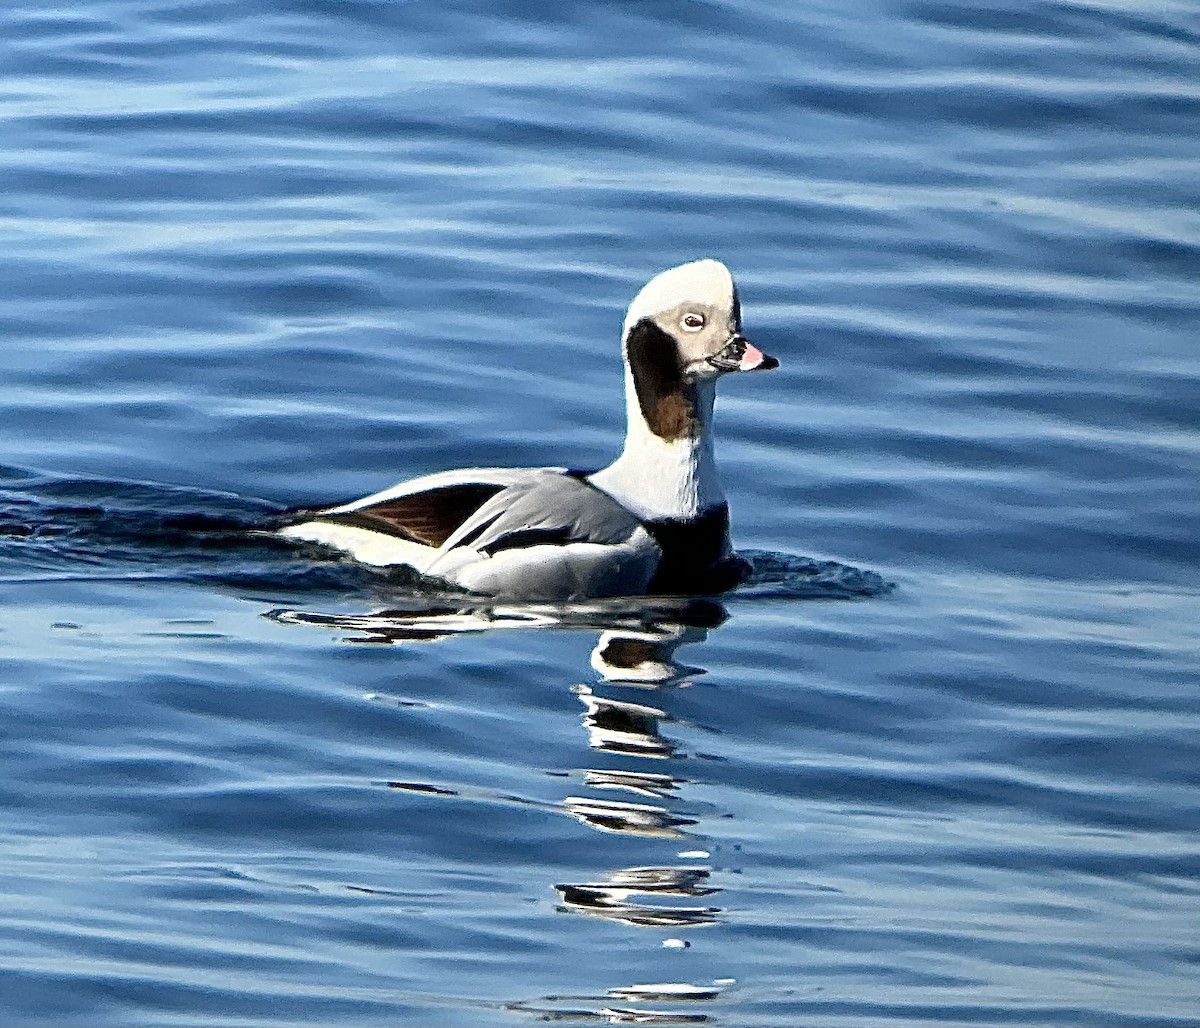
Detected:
left=2, top=1, right=1199, bottom=1024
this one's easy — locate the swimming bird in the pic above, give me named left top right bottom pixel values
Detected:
left=279, top=259, right=778, bottom=599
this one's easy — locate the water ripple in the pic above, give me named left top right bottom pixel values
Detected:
left=3, top=0, right=1199, bottom=1023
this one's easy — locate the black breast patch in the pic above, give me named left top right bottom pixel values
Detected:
left=644, top=504, right=746, bottom=595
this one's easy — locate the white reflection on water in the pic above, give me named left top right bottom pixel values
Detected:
left=268, top=597, right=735, bottom=1022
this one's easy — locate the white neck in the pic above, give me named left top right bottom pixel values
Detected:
left=590, top=372, right=726, bottom=521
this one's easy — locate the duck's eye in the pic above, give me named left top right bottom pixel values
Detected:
left=680, top=312, right=705, bottom=332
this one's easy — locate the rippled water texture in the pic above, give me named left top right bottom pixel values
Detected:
left=2, top=1, right=1199, bottom=1025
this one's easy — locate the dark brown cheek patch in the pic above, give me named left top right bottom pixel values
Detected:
left=626, top=318, right=695, bottom=441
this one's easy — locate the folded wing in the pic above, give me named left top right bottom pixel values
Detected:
left=282, top=468, right=660, bottom=598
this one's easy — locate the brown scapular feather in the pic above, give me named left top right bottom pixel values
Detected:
left=323, top=483, right=505, bottom=546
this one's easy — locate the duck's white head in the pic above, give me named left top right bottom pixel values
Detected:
left=620, top=259, right=778, bottom=441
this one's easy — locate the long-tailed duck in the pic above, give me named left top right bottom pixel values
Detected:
left=279, top=259, right=777, bottom=599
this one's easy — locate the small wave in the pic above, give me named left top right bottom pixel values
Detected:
left=737, top=549, right=895, bottom=599
left=0, top=465, right=357, bottom=592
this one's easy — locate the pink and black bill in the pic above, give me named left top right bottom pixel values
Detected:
left=707, top=336, right=779, bottom=373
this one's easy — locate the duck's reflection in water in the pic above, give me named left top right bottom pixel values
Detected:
left=266, top=596, right=724, bottom=644
left=553, top=609, right=736, bottom=1021
left=556, top=865, right=720, bottom=929
left=582, top=768, right=681, bottom=801
left=554, top=613, right=722, bottom=943
left=266, top=596, right=734, bottom=1022
left=574, top=686, right=678, bottom=761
